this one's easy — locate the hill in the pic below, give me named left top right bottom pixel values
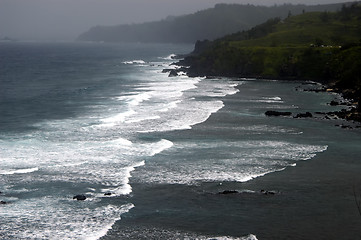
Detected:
left=179, top=3, right=361, bottom=120
left=77, top=3, right=345, bottom=43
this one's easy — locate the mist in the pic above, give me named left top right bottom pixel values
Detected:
left=0, top=0, right=354, bottom=41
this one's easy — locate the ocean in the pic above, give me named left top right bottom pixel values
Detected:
left=1, top=42, right=360, bottom=240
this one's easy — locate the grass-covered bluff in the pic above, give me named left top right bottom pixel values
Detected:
left=180, top=3, right=361, bottom=113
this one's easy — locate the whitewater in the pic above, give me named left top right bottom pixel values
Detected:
left=0, top=42, right=334, bottom=239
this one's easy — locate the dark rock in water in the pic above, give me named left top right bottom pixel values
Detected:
left=218, top=190, right=239, bottom=195
left=104, top=192, right=112, bottom=196
left=294, top=112, right=313, bottom=118
left=1, top=200, right=7, bottom=204
left=73, top=195, right=86, bottom=201
left=330, top=100, right=340, bottom=106
left=265, top=111, right=292, bottom=117
left=162, top=68, right=172, bottom=73
left=330, top=100, right=348, bottom=106
left=168, top=69, right=178, bottom=77
left=260, top=190, right=277, bottom=195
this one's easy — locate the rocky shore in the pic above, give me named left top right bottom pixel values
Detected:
left=168, top=5, right=361, bottom=125
left=166, top=58, right=361, bottom=127
left=265, top=84, right=361, bottom=127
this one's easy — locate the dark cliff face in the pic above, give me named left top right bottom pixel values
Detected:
left=178, top=4, right=361, bottom=111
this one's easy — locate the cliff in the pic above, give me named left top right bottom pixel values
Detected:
left=178, top=3, right=361, bottom=120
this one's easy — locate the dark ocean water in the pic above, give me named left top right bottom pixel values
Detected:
left=1, top=42, right=360, bottom=240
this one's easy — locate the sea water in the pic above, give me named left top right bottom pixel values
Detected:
left=0, top=42, right=357, bottom=239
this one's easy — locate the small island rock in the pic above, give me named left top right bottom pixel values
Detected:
left=73, top=195, right=87, bottom=201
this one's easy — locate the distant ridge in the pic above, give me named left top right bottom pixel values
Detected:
left=77, top=3, right=347, bottom=43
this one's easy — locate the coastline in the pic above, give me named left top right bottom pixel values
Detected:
left=169, top=54, right=361, bottom=125
left=103, top=77, right=361, bottom=240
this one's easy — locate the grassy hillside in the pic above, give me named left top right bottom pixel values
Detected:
left=179, top=3, right=361, bottom=119
left=182, top=3, right=361, bottom=105
left=78, top=3, right=345, bottom=43
left=228, top=11, right=361, bottom=47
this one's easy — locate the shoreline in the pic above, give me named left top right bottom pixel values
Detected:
left=168, top=57, right=361, bottom=125
left=103, top=77, right=361, bottom=239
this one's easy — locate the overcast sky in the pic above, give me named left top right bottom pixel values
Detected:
left=0, top=0, right=354, bottom=41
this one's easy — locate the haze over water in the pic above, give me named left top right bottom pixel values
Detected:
left=0, top=0, right=354, bottom=41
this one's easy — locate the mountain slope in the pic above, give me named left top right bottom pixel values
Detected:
left=180, top=3, right=361, bottom=118
left=77, top=3, right=345, bottom=43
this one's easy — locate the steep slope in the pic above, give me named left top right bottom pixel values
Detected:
left=180, top=3, right=361, bottom=119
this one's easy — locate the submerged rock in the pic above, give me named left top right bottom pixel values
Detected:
left=265, top=111, right=292, bottom=117
left=218, top=190, right=239, bottom=195
left=73, top=195, right=86, bottom=201
left=260, top=190, right=277, bottom=195
left=294, top=112, right=313, bottom=118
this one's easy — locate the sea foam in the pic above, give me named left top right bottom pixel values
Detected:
left=0, top=167, right=39, bottom=175
left=122, top=60, right=146, bottom=65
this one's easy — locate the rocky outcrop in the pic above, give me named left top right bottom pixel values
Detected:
left=294, top=112, right=313, bottom=118
left=73, top=195, right=86, bottom=201
left=168, top=69, right=179, bottom=77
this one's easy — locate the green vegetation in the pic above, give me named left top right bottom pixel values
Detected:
left=183, top=3, right=361, bottom=104
left=78, top=3, right=345, bottom=43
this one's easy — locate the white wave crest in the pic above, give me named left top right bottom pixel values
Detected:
left=100, top=109, right=135, bottom=126
left=151, top=139, right=173, bottom=156
left=136, top=141, right=328, bottom=185
left=0, top=167, right=39, bottom=175
left=158, top=54, right=176, bottom=60
left=108, top=137, right=133, bottom=146
left=1, top=198, right=134, bottom=240
left=207, top=234, right=258, bottom=240
left=109, top=161, right=145, bottom=195
left=117, top=92, right=152, bottom=106
left=122, top=60, right=146, bottom=65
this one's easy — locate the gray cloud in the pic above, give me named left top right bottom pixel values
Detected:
left=0, top=0, right=353, bottom=41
